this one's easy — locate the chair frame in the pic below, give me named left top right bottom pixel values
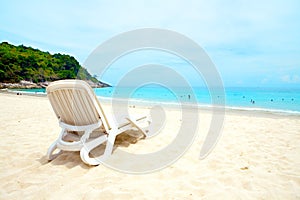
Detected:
left=46, top=79, right=150, bottom=165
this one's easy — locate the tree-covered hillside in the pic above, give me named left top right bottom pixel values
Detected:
left=0, top=42, right=108, bottom=87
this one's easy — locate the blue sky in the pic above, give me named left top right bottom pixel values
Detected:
left=1, top=0, right=300, bottom=87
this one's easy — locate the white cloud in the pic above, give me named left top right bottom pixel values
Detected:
left=261, top=78, right=269, bottom=84
left=280, top=74, right=300, bottom=83
left=1, top=0, right=300, bottom=87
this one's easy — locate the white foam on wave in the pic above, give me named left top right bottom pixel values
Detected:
left=97, top=96, right=300, bottom=116
left=8, top=89, right=299, bottom=116
left=7, top=89, right=47, bottom=96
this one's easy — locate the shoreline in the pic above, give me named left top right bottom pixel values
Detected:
left=2, top=89, right=300, bottom=118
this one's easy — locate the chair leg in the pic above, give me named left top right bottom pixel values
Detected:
left=80, top=130, right=119, bottom=165
left=80, top=135, right=107, bottom=165
left=47, top=140, right=62, bottom=161
left=47, top=128, right=65, bottom=161
left=103, top=133, right=116, bottom=158
left=126, top=118, right=150, bottom=138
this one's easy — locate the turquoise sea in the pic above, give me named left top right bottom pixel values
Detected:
left=14, top=86, right=300, bottom=114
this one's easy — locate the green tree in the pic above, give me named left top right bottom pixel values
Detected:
left=0, top=42, right=109, bottom=87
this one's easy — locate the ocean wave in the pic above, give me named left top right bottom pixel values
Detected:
left=7, top=88, right=300, bottom=116
left=97, top=96, right=300, bottom=116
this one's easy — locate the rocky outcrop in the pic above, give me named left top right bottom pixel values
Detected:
left=0, top=80, right=110, bottom=89
left=84, top=80, right=111, bottom=88
left=0, top=81, right=41, bottom=89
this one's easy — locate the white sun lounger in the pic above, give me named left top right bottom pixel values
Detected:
left=46, top=79, right=150, bottom=165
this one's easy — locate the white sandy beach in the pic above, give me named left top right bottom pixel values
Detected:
left=0, top=92, right=300, bottom=199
